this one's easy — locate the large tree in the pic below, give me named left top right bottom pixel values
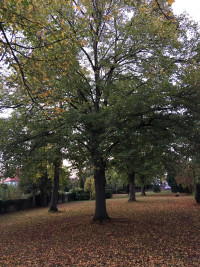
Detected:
left=0, top=105, right=69, bottom=210
left=1, top=0, right=200, bottom=220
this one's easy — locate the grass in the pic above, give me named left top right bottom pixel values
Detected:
left=0, top=192, right=200, bottom=266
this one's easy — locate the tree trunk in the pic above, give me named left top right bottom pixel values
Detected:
left=40, top=190, right=47, bottom=207
left=141, top=185, right=146, bottom=196
left=129, top=171, right=136, bottom=201
left=32, top=191, right=36, bottom=208
left=49, top=160, right=60, bottom=212
left=115, top=185, right=118, bottom=194
left=93, top=158, right=110, bottom=222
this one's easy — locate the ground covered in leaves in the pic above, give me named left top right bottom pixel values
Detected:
left=0, top=193, right=200, bottom=266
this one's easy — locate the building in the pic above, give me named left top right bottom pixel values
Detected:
left=3, top=176, right=19, bottom=187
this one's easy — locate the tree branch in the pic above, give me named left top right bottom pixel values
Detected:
left=0, top=23, right=35, bottom=103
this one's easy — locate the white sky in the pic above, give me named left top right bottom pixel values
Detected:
left=172, top=0, right=200, bottom=22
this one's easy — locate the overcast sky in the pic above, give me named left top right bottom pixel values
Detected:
left=172, top=0, right=200, bottom=22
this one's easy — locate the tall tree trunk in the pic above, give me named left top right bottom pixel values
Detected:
left=141, top=185, right=146, bottom=196
left=140, top=175, right=146, bottom=196
left=32, top=191, right=36, bottom=208
left=49, top=160, right=60, bottom=212
left=115, top=185, right=118, bottom=194
left=93, top=157, right=110, bottom=222
left=40, top=187, right=47, bottom=207
left=128, top=171, right=136, bottom=202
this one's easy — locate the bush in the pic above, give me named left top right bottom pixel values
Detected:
left=13, top=198, right=33, bottom=210
left=34, top=193, right=50, bottom=207
left=69, top=188, right=90, bottom=201
left=105, top=189, right=112, bottom=199
left=0, top=199, right=13, bottom=213
left=69, top=186, right=112, bottom=201
left=152, top=183, right=161, bottom=193
left=0, top=184, right=10, bottom=200
left=0, top=184, right=25, bottom=201
left=0, top=197, right=33, bottom=213
left=195, top=181, right=200, bottom=204
left=84, top=177, right=95, bottom=200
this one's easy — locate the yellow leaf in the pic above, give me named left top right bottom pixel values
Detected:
left=168, top=0, right=175, bottom=5
left=11, top=15, right=16, bottom=22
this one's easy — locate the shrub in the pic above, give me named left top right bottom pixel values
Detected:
left=69, top=188, right=90, bottom=201
left=105, top=189, right=112, bottom=199
left=0, top=199, right=13, bottom=213
left=9, top=185, right=24, bottom=199
left=84, top=177, right=95, bottom=200
left=0, top=184, right=25, bottom=201
left=13, top=198, right=33, bottom=210
left=152, top=183, right=161, bottom=193
left=0, top=184, right=10, bottom=200
left=195, top=181, right=200, bottom=204
left=0, top=197, right=33, bottom=213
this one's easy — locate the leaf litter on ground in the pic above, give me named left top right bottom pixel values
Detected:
left=0, top=193, right=200, bottom=266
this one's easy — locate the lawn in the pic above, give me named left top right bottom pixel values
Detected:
left=0, top=193, right=200, bottom=266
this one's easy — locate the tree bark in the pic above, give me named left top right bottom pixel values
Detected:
left=115, top=185, right=118, bottom=194
left=49, top=160, right=60, bottom=212
left=141, top=185, right=146, bottom=196
left=40, top=190, right=47, bottom=207
left=93, top=158, right=110, bottom=222
left=32, top=191, right=36, bottom=208
left=128, top=171, right=136, bottom=201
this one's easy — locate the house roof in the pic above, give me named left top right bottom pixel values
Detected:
left=4, top=176, right=19, bottom=183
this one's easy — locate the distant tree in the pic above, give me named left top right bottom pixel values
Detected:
left=106, top=167, right=128, bottom=194
left=174, top=161, right=195, bottom=193
left=166, top=172, right=180, bottom=193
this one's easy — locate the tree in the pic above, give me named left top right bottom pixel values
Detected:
left=195, top=181, right=200, bottom=204
left=110, top=118, right=172, bottom=201
left=1, top=0, right=200, bottom=220
left=0, top=107, right=70, bottom=210
left=166, top=172, right=179, bottom=193
left=174, top=161, right=195, bottom=193
left=106, top=167, right=127, bottom=194
left=49, top=159, right=61, bottom=212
